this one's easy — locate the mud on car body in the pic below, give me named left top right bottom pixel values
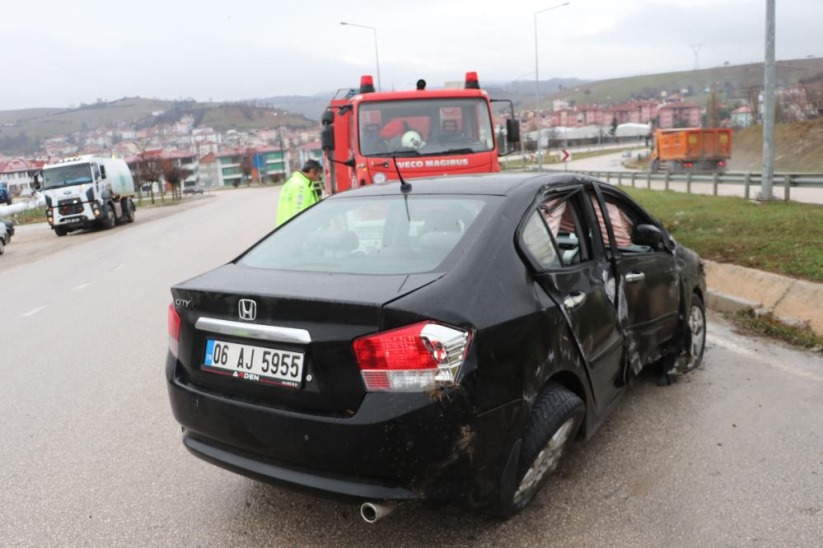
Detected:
left=166, top=173, right=707, bottom=517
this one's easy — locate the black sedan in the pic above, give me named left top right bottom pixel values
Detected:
left=166, top=173, right=706, bottom=519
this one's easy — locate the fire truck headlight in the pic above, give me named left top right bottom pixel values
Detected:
left=373, top=173, right=387, bottom=184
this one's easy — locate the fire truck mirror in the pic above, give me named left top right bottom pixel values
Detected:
left=321, top=110, right=335, bottom=126
left=506, top=119, right=521, bottom=144
left=321, top=126, right=335, bottom=151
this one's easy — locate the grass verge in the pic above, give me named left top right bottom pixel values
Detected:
left=727, top=310, right=823, bottom=351
left=623, top=187, right=823, bottom=283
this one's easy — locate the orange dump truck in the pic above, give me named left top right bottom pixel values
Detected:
left=650, top=128, right=732, bottom=173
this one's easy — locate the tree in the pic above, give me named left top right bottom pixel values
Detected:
left=609, top=116, right=618, bottom=137
left=136, top=158, right=163, bottom=204
left=706, top=84, right=721, bottom=127
left=132, top=140, right=163, bottom=204
left=240, top=149, right=255, bottom=186
left=161, top=159, right=190, bottom=200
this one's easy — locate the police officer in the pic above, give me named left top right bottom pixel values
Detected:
left=276, top=159, right=323, bottom=226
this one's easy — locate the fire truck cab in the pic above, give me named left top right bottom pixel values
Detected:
left=320, top=72, right=520, bottom=195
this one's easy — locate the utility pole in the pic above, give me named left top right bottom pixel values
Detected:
left=759, top=0, right=775, bottom=201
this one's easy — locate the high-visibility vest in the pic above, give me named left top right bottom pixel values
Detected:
left=276, top=171, right=319, bottom=226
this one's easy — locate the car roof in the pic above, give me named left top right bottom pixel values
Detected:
left=330, top=172, right=583, bottom=198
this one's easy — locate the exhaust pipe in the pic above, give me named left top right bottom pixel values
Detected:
left=360, top=501, right=394, bottom=524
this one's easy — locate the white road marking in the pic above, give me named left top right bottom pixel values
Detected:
left=72, top=282, right=91, bottom=291
left=113, top=264, right=124, bottom=272
left=707, top=332, right=823, bottom=383
left=21, top=306, right=47, bottom=318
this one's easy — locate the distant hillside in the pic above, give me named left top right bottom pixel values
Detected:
left=0, top=97, right=316, bottom=154
left=257, top=78, right=591, bottom=121
left=549, top=57, right=823, bottom=107
left=2, top=58, right=822, bottom=155
left=730, top=119, right=823, bottom=173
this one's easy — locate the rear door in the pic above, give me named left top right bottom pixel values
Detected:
left=519, top=184, right=624, bottom=410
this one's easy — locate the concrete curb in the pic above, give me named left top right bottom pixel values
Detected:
left=704, top=260, right=823, bottom=337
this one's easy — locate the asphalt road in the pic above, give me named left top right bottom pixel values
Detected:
left=1, top=187, right=821, bottom=547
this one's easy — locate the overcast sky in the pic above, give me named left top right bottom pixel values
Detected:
left=2, top=0, right=819, bottom=110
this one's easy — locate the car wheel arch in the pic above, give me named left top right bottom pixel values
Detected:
left=543, top=370, right=588, bottom=435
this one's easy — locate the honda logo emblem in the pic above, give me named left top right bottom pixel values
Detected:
left=238, top=299, right=257, bottom=321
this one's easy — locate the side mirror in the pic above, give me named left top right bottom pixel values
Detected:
left=321, top=125, right=334, bottom=151
left=506, top=119, right=521, bottom=144
left=321, top=110, right=334, bottom=126
left=633, top=224, right=664, bottom=247
left=100, top=165, right=107, bottom=179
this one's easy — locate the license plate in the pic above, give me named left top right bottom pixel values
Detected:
left=203, top=339, right=304, bottom=388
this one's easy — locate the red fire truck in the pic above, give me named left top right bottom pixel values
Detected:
left=320, top=72, right=520, bottom=194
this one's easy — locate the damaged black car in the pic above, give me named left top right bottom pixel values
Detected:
left=166, top=173, right=706, bottom=519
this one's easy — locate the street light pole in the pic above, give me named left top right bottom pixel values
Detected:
left=340, top=22, right=382, bottom=92
left=759, top=0, right=776, bottom=200
left=534, top=2, right=570, bottom=171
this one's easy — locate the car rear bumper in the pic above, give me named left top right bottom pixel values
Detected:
left=166, top=354, right=479, bottom=502
left=182, top=432, right=418, bottom=501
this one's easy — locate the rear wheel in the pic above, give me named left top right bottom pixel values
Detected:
left=54, top=226, right=67, bottom=237
left=496, top=383, right=584, bottom=516
left=0, top=238, right=5, bottom=254
left=679, top=293, right=706, bottom=373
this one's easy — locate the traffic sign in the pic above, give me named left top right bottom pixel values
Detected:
left=561, top=149, right=570, bottom=162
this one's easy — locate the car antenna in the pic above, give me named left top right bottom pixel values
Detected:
left=390, top=155, right=412, bottom=220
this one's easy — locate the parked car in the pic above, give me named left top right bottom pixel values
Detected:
left=166, top=173, right=707, bottom=519
left=0, top=216, right=14, bottom=243
left=182, top=185, right=204, bottom=195
left=0, top=182, right=11, bottom=205
left=0, top=222, right=7, bottom=254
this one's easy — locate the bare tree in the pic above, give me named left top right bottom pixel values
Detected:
left=161, top=159, right=190, bottom=200
left=240, top=148, right=255, bottom=186
left=800, top=74, right=823, bottom=117
left=706, top=84, right=721, bottom=127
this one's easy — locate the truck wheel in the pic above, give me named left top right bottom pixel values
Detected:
left=54, top=227, right=67, bottom=237
left=0, top=238, right=4, bottom=254
left=123, top=199, right=135, bottom=223
left=102, top=204, right=116, bottom=229
left=495, top=383, right=584, bottom=517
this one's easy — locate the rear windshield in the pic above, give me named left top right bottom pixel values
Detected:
left=240, top=195, right=496, bottom=274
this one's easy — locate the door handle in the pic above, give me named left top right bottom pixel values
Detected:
left=625, top=272, right=645, bottom=283
left=563, top=291, right=586, bottom=310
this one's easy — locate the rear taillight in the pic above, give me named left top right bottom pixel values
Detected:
left=718, top=161, right=726, bottom=167
left=168, top=303, right=181, bottom=358
left=353, top=322, right=472, bottom=391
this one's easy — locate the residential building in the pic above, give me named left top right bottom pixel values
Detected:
left=731, top=106, right=754, bottom=128
left=657, top=102, right=702, bottom=128
left=198, top=153, right=220, bottom=189
left=0, top=158, right=45, bottom=196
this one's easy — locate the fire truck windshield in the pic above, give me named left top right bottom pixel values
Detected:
left=358, top=98, right=494, bottom=157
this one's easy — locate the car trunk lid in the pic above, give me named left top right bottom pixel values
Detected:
left=171, top=264, right=442, bottom=414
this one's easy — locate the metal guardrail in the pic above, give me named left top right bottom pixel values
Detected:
left=555, top=169, right=823, bottom=203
